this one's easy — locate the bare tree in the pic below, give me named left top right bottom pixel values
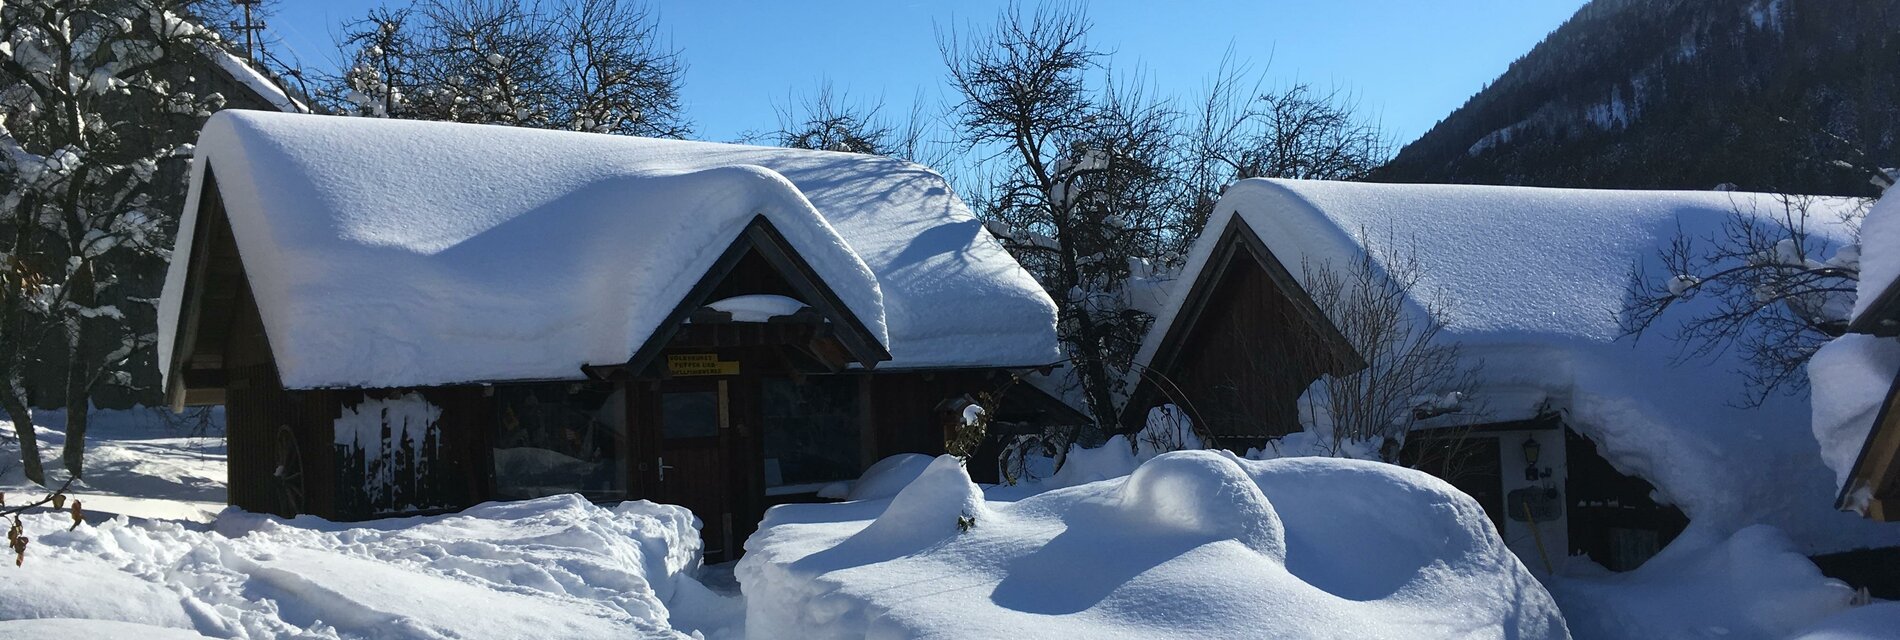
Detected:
left=1182, top=54, right=1390, bottom=244
left=1296, top=230, right=1479, bottom=462
left=326, top=0, right=687, bottom=137
left=942, top=3, right=1197, bottom=442
left=747, top=81, right=943, bottom=165
left=1621, top=194, right=1864, bottom=403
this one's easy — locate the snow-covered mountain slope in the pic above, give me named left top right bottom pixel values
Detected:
left=1378, top=0, right=1900, bottom=197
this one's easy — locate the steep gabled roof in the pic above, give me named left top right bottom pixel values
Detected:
left=158, top=111, right=1058, bottom=390
left=1138, top=178, right=1893, bottom=554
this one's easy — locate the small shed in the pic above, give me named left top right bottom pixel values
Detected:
left=1128, top=178, right=1896, bottom=571
left=159, top=111, right=1067, bottom=560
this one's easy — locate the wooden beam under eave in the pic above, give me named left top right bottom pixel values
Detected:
left=182, top=387, right=226, bottom=406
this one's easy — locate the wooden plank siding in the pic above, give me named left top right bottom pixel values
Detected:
left=1122, top=217, right=1362, bottom=451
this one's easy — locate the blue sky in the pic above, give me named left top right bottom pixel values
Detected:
left=263, top=1, right=1587, bottom=147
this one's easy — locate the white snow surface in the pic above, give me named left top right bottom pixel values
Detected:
left=1137, top=178, right=1895, bottom=555
left=0, top=407, right=227, bottom=522
left=159, top=111, right=1058, bottom=389
left=841, top=453, right=934, bottom=501
left=738, top=451, right=1567, bottom=640
left=0, top=494, right=701, bottom=639
left=1790, top=602, right=1900, bottom=640
left=704, top=294, right=808, bottom=321
left=1547, top=524, right=1857, bottom=640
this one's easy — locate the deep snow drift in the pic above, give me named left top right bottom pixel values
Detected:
left=738, top=451, right=1568, bottom=640
left=1545, top=525, right=1859, bottom=640
left=0, top=494, right=700, bottom=639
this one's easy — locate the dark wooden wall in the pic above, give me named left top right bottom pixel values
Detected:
left=1127, top=243, right=1343, bottom=451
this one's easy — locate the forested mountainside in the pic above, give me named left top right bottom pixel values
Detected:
left=1376, top=0, right=1900, bottom=197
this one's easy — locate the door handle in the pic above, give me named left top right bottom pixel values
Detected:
left=658, top=457, right=674, bottom=482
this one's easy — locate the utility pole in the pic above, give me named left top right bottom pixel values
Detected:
left=228, top=0, right=266, bottom=61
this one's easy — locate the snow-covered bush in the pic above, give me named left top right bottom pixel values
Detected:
left=1132, top=403, right=1201, bottom=461
left=1292, top=230, right=1479, bottom=462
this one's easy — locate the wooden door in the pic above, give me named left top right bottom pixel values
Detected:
left=655, top=379, right=742, bottom=561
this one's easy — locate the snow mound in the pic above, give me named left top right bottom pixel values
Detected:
left=842, top=453, right=934, bottom=501
left=1048, top=434, right=1138, bottom=489
left=160, top=111, right=1058, bottom=390
left=738, top=451, right=1566, bottom=639
left=1, top=494, right=700, bottom=638
left=855, top=455, right=989, bottom=546
left=1548, top=524, right=1856, bottom=640
left=1119, top=451, right=1284, bottom=558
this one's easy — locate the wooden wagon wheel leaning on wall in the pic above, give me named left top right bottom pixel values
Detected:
left=272, top=424, right=305, bottom=516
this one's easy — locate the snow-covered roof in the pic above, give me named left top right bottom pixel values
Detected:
left=205, top=48, right=306, bottom=113
left=1851, top=190, right=1900, bottom=324
left=1140, top=178, right=1895, bottom=554
left=158, top=111, right=1058, bottom=389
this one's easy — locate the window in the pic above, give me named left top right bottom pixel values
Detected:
left=761, top=377, right=861, bottom=493
left=662, top=391, right=720, bottom=439
left=492, top=383, right=627, bottom=500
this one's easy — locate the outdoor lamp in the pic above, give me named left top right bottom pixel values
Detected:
left=1521, top=436, right=1541, bottom=466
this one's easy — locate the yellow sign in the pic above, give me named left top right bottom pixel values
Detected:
left=667, top=353, right=740, bottom=377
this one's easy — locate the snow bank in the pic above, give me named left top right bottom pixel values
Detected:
left=1790, top=602, right=1900, bottom=640
left=738, top=451, right=1567, bottom=640
left=1548, top=525, right=1857, bottom=640
left=0, top=495, right=700, bottom=638
left=1144, top=178, right=1894, bottom=554
left=160, top=111, right=1057, bottom=390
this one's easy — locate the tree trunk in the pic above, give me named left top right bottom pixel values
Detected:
left=60, top=264, right=97, bottom=479
left=0, top=391, right=46, bottom=486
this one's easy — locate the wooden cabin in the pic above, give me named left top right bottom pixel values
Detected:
left=1126, top=178, right=1871, bottom=572
left=159, top=111, right=1068, bottom=561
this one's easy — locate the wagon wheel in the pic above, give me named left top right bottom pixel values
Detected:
left=272, top=425, right=305, bottom=517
